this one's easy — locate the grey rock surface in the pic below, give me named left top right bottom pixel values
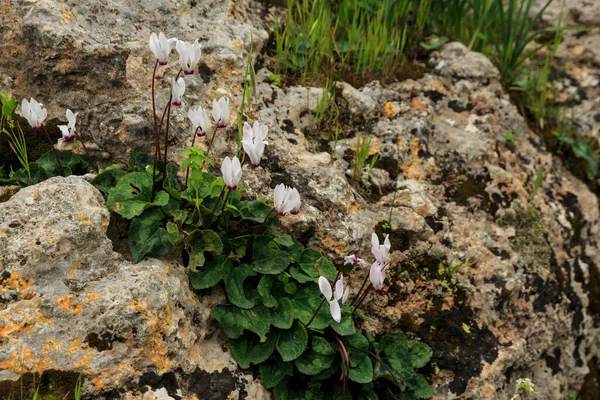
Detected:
left=0, top=176, right=267, bottom=399
left=0, top=0, right=271, bottom=162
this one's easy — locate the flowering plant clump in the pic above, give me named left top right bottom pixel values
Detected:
left=1, top=31, right=433, bottom=400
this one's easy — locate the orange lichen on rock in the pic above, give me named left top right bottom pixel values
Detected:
left=77, top=213, right=91, bottom=225
left=0, top=271, right=35, bottom=300
left=55, top=295, right=82, bottom=315
left=320, top=235, right=348, bottom=256
left=400, top=137, right=426, bottom=180
left=88, top=293, right=101, bottom=302
left=129, top=299, right=174, bottom=373
left=0, top=305, right=52, bottom=340
left=67, top=338, right=95, bottom=369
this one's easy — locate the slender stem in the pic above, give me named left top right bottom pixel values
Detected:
left=304, top=297, right=326, bottom=329
left=369, top=350, right=402, bottom=388
left=41, top=125, right=62, bottom=168
left=350, top=271, right=370, bottom=307
left=205, top=125, right=220, bottom=158
left=352, top=285, right=372, bottom=316
left=76, top=132, right=94, bottom=171
left=208, top=186, right=226, bottom=222
left=185, top=127, right=200, bottom=186
left=151, top=60, right=160, bottom=198
left=262, top=208, right=275, bottom=224
left=220, top=189, right=232, bottom=213
left=156, top=68, right=183, bottom=145
left=332, top=333, right=351, bottom=379
left=161, top=101, right=172, bottom=184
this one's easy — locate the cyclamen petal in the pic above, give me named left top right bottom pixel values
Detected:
left=220, top=156, right=242, bottom=190
left=318, top=275, right=344, bottom=323
left=241, top=121, right=269, bottom=168
left=21, top=98, right=47, bottom=130
left=318, top=276, right=332, bottom=300
left=150, top=32, right=173, bottom=65
left=369, top=261, right=386, bottom=291
left=273, top=183, right=300, bottom=216
left=188, top=105, right=209, bottom=136
left=176, top=39, right=202, bottom=74
left=171, top=77, right=185, bottom=106
left=212, top=97, right=230, bottom=128
left=371, top=232, right=390, bottom=264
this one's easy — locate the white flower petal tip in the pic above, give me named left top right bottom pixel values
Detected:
left=212, top=97, right=230, bottom=128
left=150, top=32, right=174, bottom=65
left=171, top=77, right=186, bottom=106
left=369, top=261, right=386, bottom=291
left=176, top=39, right=202, bottom=75
left=242, top=121, right=269, bottom=168
left=21, top=98, right=47, bottom=130
left=273, top=183, right=301, bottom=217
left=188, top=105, right=209, bottom=136
left=221, top=156, right=242, bottom=190
left=318, top=275, right=345, bottom=323
left=371, top=233, right=391, bottom=264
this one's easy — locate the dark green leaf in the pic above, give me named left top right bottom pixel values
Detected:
left=213, top=304, right=271, bottom=342
left=410, top=374, right=433, bottom=399
left=128, top=209, right=172, bottom=263
left=292, top=284, right=330, bottom=330
left=258, top=276, right=279, bottom=308
left=345, top=333, right=369, bottom=367
left=297, top=249, right=337, bottom=280
left=276, top=321, right=308, bottom=362
left=289, top=266, right=316, bottom=283
left=273, top=233, right=294, bottom=247
left=349, top=356, right=373, bottom=384
left=253, top=235, right=291, bottom=275
left=271, top=298, right=295, bottom=329
left=91, top=169, right=126, bottom=193
left=239, top=200, right=273, bottom=223
left=37, top=149, right=88, bottom=177
left=166, top=222, right=183, bottom=245
left=170, top=209, right=189, bottom=223
left=189, top=257, right=232, bottom=290
left=107, top=172, right=168, bottom=219
left=259, top=358, right=294, bottom=389
left=284, top=282, right=297, bottom=295
left=295, top=336, right=335, bottom=375
left=225, top=264, right=258, bottom=309
left=330, top=313, right=356, bottom=336
left=186, top=229, right=223, bottom=268
left=407, top=341, right=432, bottom=369
left=229, top=332, right=276, bottom=369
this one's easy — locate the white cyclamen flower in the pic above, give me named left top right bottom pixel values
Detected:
left=149, top=32, right=174, bottom=66
left=318, top=275, right=344, bottom=323
left=242, top=121, right=269, bottom=168
left=220, top=156, right=242, bottom=190
left=371, top=233, right=391, bottom=264
left=171, top=77, right=186, bottom=106
left=369, top=261, right=386, bottom=291
left=344, top=255, right=364, bottom=266
left=65, top=109, right=77, bottom=134
left=176, top=39, right=202, bottom=75
left=273, top=184, right=301, bottom=216
left=21, top=98, right=47, bottom=130
left=188, top=105, right=209, bottom=137
left=212, top=97, right=230, bottom=128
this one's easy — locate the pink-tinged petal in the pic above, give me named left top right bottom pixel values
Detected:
left=329, top=300, right=341, bottom=323
left=384, top=234, right=391, bottom=251
left=369, top=261, right=385, bottom=291
left=371, top=233, right=379, bottom=251
left=318, top=276, right=332, bottom=301
left=344, top=255, right=355, bottom=265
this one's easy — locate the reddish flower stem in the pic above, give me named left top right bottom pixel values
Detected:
left=304, top=297, right=326, bottom=330
left=161, top=101, right=172, bottom=184
left=350, top=271, right=370, bottom=307
left=76, top=132, right=94, bottom=171
left=151, top=60, right=160, bottom=197
left=352, top=285, right=372, bottom=316
left=208, top=186, right=225, bottom=222
left=220, top=189, right=232, bottom=213
left=41, top=125, right=62, bottom=168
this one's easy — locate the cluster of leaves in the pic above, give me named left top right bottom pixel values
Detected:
left=102, top=148, right=433, bottom=399
left=0, top=148, right=90, bottom=187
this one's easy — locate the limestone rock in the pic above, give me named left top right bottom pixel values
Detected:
left=0, top=176, right=258, bottom=399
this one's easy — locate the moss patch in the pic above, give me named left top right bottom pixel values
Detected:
left=496, top=201, right=550, bottom=273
